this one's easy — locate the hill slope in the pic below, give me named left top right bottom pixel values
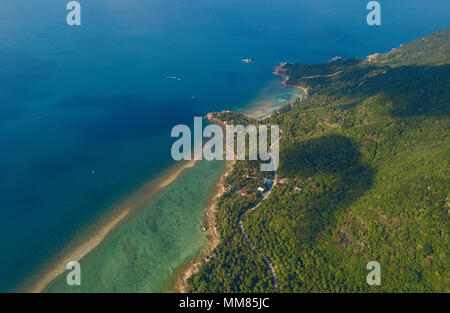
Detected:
left=189, top=29, right=449, bottom=292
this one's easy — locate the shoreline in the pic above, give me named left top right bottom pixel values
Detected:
left=27, top=208, right=131, bottom=293
left=175, top=159, right=235, bottom=293
left=174, top=65, right=302, bottom=292
left=26, top=159, right=200, bottom=293
left=244, top=63, right=307, bottom=120
left=273, top=62, right=309, bottom=96
left=174, top=114, right=234, bottom=293
left=27, top=62, right=299, bottom=294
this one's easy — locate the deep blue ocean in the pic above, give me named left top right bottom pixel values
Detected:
left=0, top=0, right=448, bottom=291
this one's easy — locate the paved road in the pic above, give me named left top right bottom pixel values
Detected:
left=238, top=139, right=280, bottom=293
left=208, top=113, right=281, bottom=292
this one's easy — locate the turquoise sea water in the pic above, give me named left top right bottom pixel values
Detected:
left=45, top=159, right=226, bottom=292
left=0, top=0, right=448, bottom=292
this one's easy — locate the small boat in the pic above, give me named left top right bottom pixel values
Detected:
left=241, top=58, right=253, bottom=63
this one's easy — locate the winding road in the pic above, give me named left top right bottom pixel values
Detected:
left=206, top=113, right=281, bottom=292
left=238, top=138, right=280, bottom=293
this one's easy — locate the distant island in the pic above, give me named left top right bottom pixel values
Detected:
left=186, top=28, right=450, bottom=293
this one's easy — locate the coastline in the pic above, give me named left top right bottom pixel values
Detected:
left=27, top=62, right=301, bottom=294
left=26, top=159, right=201, bottom=293
left=240, top=63, right=306, bottom=120
left=174, top=114, right=234, bottom=293
left=273, top=62, right=309, bottom=96
left=175, top=64, right=304, bottom=292
left=175, top=159, right=235, bottom=293
left=158, top=159, right=197, bottom=189
left=28, top=208, right=131, bottom=293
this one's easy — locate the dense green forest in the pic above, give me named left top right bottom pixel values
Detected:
left=189, top=29, right=449, bottom=292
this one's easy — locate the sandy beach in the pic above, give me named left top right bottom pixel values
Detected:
left=174, top=99, right=283, bottom=292
left=26, top=159, right=201, bottom=293
left=28, top=64, right=300, bottom=293
left=158, top=160, right=197, bottom=189
left=175, top=72, right=306, bottom=292
left=175, top=159, right=235, bottom=293
left=238, top=63, right=307, bottom=120
left=28, top=208, right=131, bottom=293
left=273, top=62, right=309, bottom=96
left=174, top=113, right=238, bottom=293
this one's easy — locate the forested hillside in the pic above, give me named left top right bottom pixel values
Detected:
left=189, top=29, right=449, bottom=292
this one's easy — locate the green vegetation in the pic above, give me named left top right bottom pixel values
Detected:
left=188, top=159, right=275, bottom=292
left=189, top=29, right=449, bottom=292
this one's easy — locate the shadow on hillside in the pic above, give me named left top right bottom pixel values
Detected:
left=352, top=64, right=450, bottom=118
left=277, top=134, right=374, bottom=244
left=288, top=59, right=449, bottom=119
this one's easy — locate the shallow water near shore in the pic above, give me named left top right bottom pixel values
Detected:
left=45, top=159, right=226, bottom=292
left=242, top=78, right=303, bottom=118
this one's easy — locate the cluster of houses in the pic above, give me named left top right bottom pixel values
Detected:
left=232, top=177, right=288, bottom=197
left=226, top=176, right=311, bottom=199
